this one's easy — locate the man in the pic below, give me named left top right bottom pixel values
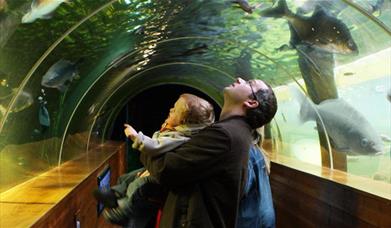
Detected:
left=140, top=77, right=277, bottom=228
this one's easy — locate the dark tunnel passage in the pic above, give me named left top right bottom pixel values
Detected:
left=109, top=83, right=221, bottom=170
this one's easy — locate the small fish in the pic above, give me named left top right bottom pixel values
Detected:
left=380, top=134, right=391, bottom=143
left=359, top=0, right=384, bottom=16
left=38, top=98, right=50, bottom=127
left=234, top=49, right=252, bottom=79
left=22, top=0, right=70, bottom=23
left=0, top=89, right=34, bottom=115
left=292, top=87, right=384, bottom=156
left=231, top=0, right=257, bottom=14
left=172, top=44, right=208, bottom=58
left=388, top=89, right=391, bottom=102
left=369, top=0, right=384, bottom=16
left=41, top=59, right=81, bottom=92
left=343, top=72, right=355, bottom=76
left=261, top=0, right=358, bottom=54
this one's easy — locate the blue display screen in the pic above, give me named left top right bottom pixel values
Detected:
left=97, top=166, right=111, bottom=215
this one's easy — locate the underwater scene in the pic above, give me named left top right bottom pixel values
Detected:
left=0, top=0, right=390, bottom=195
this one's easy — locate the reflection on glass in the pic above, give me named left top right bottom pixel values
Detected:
left=0, top=0, right=389, bottom=196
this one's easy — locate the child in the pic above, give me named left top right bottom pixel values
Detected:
left=94, top=93, right=215, bottom=227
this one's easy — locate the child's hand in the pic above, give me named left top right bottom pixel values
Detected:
left=124, top=123, right=137, bottom=141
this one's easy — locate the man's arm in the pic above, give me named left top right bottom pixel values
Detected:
left=140, top=125, right=231, bottom=187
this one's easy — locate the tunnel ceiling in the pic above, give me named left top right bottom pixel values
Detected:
left=0, top=0, right=390, bottom=145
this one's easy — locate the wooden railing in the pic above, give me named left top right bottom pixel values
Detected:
left=0, top=141, right=126, bottom=228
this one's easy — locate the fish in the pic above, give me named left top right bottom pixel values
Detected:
left=343, top=72, right=355, bottom=76
left=231, top=0, right=258, bottom=14
left=41, top=59, right=81, bottom=92
left=292, top=87, right=384, bottom=156
left=22, top=0, right=69, bottom=23
left=0, top=89, right=34, bottom=116
left=234, top=48, right=252, bottom=79
left=368, top=0, right=384, bottom=16
left=355, top=0, right=384, bottom=16
left=387, top=89, right=391, bottom=102
left=38, top=96, right=50, bottom=127
left=261, top=0, right=358, bottom=54
left=380, top=134, right=391, bottom=143
left=172, top=44, right=208, bottom=58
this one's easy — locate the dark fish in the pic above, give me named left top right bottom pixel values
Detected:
left=261, top=0, right=358, bottom=54
left=343, top=72, right=355, bottom=76
left=172, top=44, right=208, bottom=58
left=231, top=0, right=255, bottom=14
left=292, top=87, right=384, bottom=156
left=41, top=59, right=81, bottom=92
left=38, top=96, right=50, bottom=127
left=369, top=0, right=384, bottom=15
left=234, top=49, right=252, bottom=79
left=354, top=0, right=385, bottom=16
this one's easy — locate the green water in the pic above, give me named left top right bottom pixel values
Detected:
left=0, top=0, right=390, bottom=192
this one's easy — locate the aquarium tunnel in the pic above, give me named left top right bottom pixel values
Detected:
left=0, top=0, right=390, bottom=227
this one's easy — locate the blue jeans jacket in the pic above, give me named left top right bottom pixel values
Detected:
left=237, top=146, right=276, bottom=228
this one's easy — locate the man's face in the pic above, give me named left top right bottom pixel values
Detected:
left=224, top=77, right=268, bottom=104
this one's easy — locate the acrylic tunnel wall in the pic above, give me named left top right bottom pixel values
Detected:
left=0, top=0, right=390, bottom=205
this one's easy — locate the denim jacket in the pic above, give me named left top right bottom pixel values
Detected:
left=237, top=145, right=275, bottom=228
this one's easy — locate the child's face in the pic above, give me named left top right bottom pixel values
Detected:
left=164, top=97, right=187, bottom=128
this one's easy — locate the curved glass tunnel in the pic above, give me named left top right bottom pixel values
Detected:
left=0, top=0, right=390, bottom=196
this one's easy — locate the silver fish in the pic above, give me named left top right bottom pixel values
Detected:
left=293, top=87, right=384, bottom=156
left=262, top=0, right=358, bottom=54
left=41, top=59, right=80, bottom=92
left=0, top=89, right=34, bottom=115
left=22, top=0, right=69, bottom=23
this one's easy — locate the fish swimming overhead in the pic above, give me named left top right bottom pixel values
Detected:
left=292, top=87, right=384, bottom=156
left=41, top=59, right=80, bottom=92
left=22, top=0, right=69, bottom=23
left=261, top=0, right=358, bottom=54
left=231, top=0, right=255, bottom=14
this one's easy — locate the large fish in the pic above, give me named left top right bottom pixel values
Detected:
left=41, top=59, right=81, bottom=92
left=293, top=87, right=384, bottom=156
left=261, top=0, right=358, bottom=54
left=22, top=0, right=69, bottom=23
